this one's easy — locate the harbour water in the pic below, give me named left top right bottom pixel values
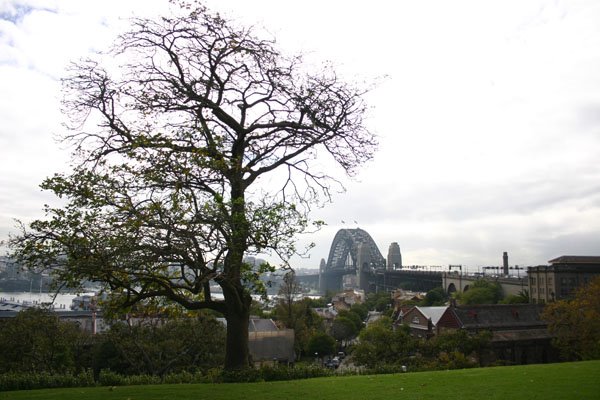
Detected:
left=0, top=292, right=93, bottom=310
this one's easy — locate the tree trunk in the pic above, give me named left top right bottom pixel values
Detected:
left=223, top=293, right=251, bottom=370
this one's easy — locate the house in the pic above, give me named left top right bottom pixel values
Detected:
left=395, top=306, right=453, bottom=338
left=313, top=306, right=338, bottom=328
left=331, top=289, right=365, bottom=311
left=365, top=310, right=383, bottom=326
left=439, top=304, right=558, bottom=365
left=0, top=308, right=108, bottom=334
left=391, top=289, right=423, bottom=307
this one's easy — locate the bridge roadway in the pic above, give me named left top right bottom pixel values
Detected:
left=297, top=270, right=528, bottom=298
left=296, top=268, right=443, bottom=294
left=442, top=272, right=527, bottom=297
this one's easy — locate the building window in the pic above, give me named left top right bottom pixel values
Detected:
left=412, top=316, right=420, bottom=324
left=569, top=278, right=577, bottom=285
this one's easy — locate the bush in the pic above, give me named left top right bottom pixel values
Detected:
left=0, top=370, right=94, bottom=392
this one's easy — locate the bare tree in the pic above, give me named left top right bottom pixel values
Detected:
left=11, top=2, right=376, bottom=370
left=278, top=270, right=302, bottom=325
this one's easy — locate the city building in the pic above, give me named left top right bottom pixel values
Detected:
left=528, top=256, right=600, bottom=303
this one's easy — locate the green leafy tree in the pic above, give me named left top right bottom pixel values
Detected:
left=420, top=286, right=448, bottom=306
left=421, top=329, right=491, bottom=366
left=337, top=309, right=363, bottom=331
left=307, top=332, right=336, bottom=358
left=542, top=277, right=600, bottom=361
left=455, top=280, right=503, bottom=305
left=364, top=292, right=393, bottom=312
left=500, top=289, right=529, bottom=304
left=274, top=297, right=323, bottom=358
left=0, top=308, right=87, bottom=373
left=10, top=3, right=375, bottom=371
left=352, top=318, right=417, bottom=368
left=94, top=314, right=225, bottom=376
left=331, top=316, right=358, bottom=345
left=349, top=303, right=368, bottom=321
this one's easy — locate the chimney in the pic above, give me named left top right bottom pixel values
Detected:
left=503, top=252, right=509, bottom=276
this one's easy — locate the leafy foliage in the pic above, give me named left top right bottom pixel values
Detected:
left=349, top=303, right=368, bottom=321
left=420, top=287, right=448, bottom=306
left=364, top=292, right=393, bottom=312
left=352, top=318, right=417, bottom=368
left=542, top=277, right=600, bottom=361
left=94, top=314, right=226, bottom=377
left=454, top=280, right=503, bottom=305
left=307, top=332, right=336, bottom=357
left=500, top=289, right=529, bottom=304
left=0, top=308, right=89, bottom=374
left=273, top=297, right=323, bottom=358
left=337, top=309, right=363, bottom=330
left=331, top=316, right=358, bottom=344
left=353, top=317, right=491, bottom=369
left=10, top=2, right=375, bottom=370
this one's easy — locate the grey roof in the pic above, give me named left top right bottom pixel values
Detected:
left=217, top=317, right=280, bottom=332
left=249, top=318, right=278, bottom=332
left=452, top=304, right=546, bottom=330
left=548, top=255, right=600, bottom=265
left=415, top=306, right=448, bottom=326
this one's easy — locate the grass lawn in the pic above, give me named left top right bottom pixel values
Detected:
left=1, top=360, right=598, bottom=400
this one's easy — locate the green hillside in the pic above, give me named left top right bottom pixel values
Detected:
left=2, top=361, right=599, bottom=400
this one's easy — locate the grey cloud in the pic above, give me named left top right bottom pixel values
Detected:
left=576, top=104, right=600, bottom=132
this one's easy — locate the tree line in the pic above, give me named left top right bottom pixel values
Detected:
left=0, top=308, right=225, bottom=378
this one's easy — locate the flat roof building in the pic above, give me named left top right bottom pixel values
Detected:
left=528, top=256, right=600, bottom=303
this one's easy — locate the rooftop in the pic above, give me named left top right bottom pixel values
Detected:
left=548, top=256, right=600, bottom=265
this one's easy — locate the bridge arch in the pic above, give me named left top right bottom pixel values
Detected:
left=447, top=283, right=457, bottom=294
left=325, top=228, right=385, bottom=272
left=320, top=228, right=386, bottom=293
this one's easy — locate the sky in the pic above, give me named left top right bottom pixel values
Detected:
left=1, top=0, right=600, bottom=271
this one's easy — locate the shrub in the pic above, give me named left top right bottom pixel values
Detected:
left=0, top=370, right=95, bottom=392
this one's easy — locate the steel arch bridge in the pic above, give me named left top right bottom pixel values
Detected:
left=320, top=228, right=386, bottom=292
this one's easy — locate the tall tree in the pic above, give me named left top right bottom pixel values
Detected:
left=10, top=2, right=375, bottom=370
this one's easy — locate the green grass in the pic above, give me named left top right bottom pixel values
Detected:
left=1, top=361, right=599, bottom=400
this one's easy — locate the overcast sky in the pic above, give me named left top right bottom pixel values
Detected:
left=1, top=0, right=599, bottom=271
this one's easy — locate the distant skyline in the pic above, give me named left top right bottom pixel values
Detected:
left=1, top=0, right=600, bottom=270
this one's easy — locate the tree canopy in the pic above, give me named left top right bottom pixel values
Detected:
left=542, top=277, right=600, bottom=361
left=454, top=280, right=503, bottom=305
left=0, top=308, right=87, bottom=374
left=10, top=2, right=376, bottom=370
